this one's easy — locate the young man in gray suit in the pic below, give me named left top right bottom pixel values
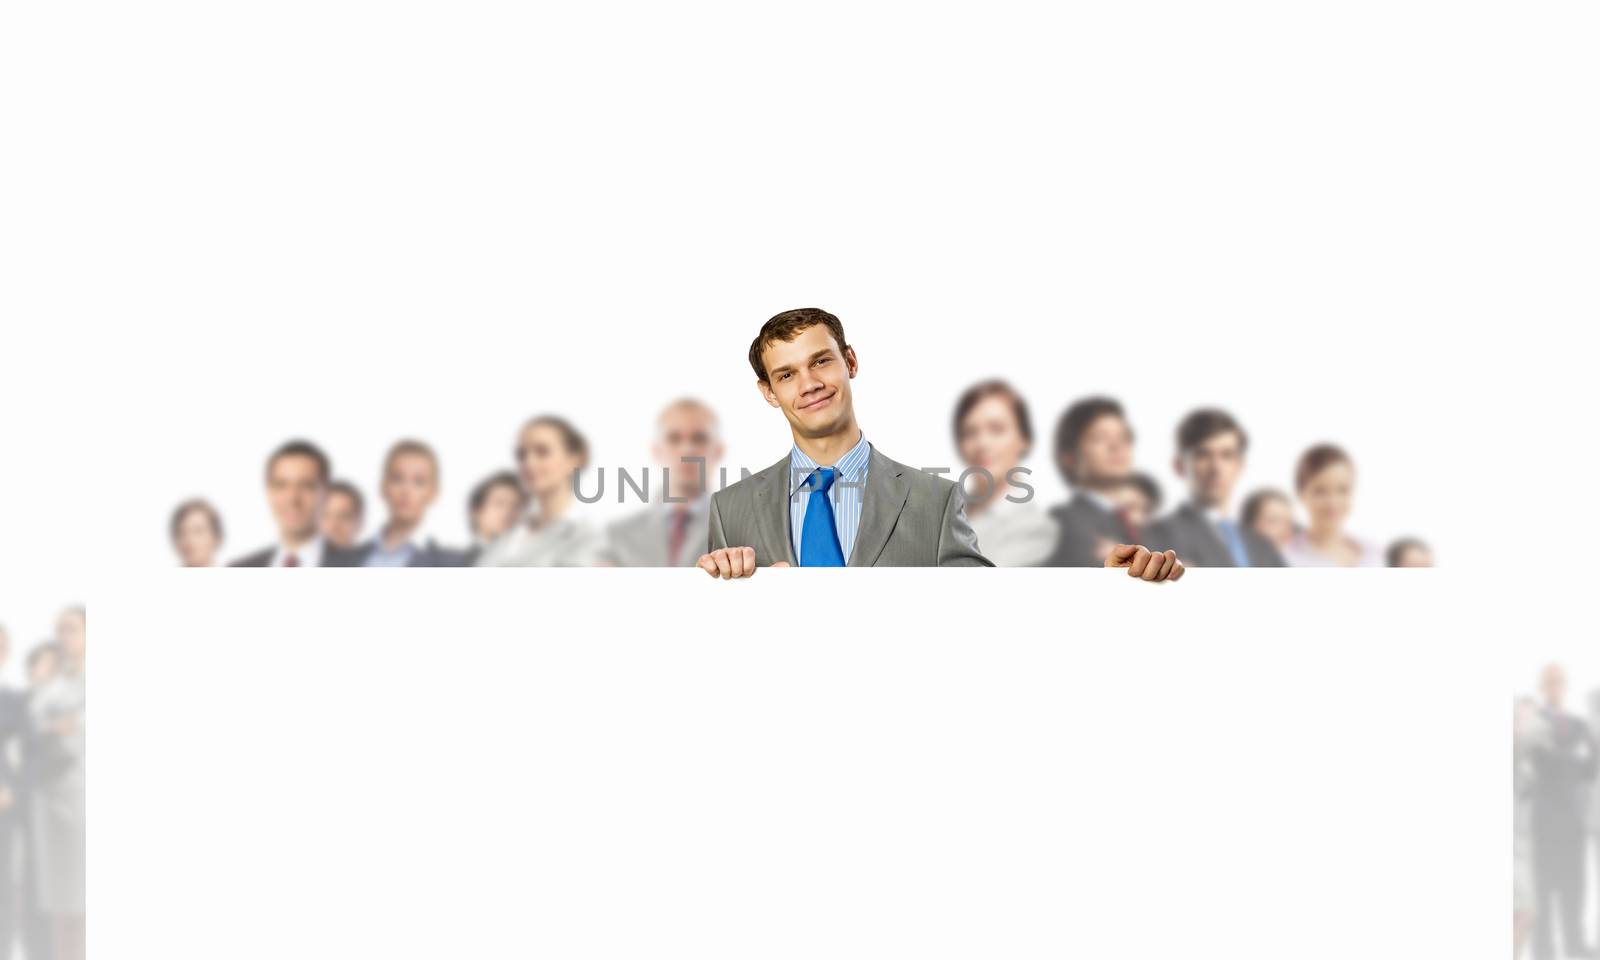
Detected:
left=1140, top=409, right=1284, bottom=568
left=697, top=308, right=1184, bottom=582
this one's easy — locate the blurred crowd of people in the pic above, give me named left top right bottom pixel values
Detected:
left=0, top=607, right=86, bottom=960
left=1515, top=664, right=1600, bottom=960
left=168, top=387, right=1434, bottom=569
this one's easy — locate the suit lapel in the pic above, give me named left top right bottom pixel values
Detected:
left=754, top=456, right=798, bottom=566
left=849, top=447, right=910, bottom=568
left=1181, top=504, right=1232, bottom=565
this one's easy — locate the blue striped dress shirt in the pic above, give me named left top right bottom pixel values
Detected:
left=788, top=431, right=871, bottom=564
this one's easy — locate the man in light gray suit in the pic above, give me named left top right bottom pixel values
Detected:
left=1141, top=409, right=1284, bottom=568
left=600, top=398, right=722, bottom=567
left=697, top=308, right=1184, bottom=582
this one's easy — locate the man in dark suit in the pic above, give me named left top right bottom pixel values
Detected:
left=1141, top=408, right=1285, bottom=567
left=1040, top=397, right=1140, bottom=567
left=352, top=439, right=467, bottom=567
left=230, top=440, right=366, bottom=567
left=1530, top=664, right=1598, bottom=960
left=696, top=308, right=1184, bottom=583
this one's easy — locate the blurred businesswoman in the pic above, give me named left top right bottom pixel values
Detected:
left=169, top=498, right=223, bottom=567
left=477, top=416, right=603, bottom=567
left=1240, top=488, right=1295, bottom=553
left=1281, top=444, right=1381, bottom=567
left=952, top=380, right=1055, bottom=566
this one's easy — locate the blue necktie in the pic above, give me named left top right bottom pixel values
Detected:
left=1217, top=519, right=1251, bottom=567
left=799, top=467, right=847, bottom=567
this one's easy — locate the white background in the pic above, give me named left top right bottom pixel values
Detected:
left=4, top=0, right=1599, bottom=956
left=5, top=3, right=1596, bottom=569
left=95, top=571, right=1502, bottom=959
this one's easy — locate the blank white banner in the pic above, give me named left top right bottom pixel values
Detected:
left=94, top=569, right=1496, bottom=959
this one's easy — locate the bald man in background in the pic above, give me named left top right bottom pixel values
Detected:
left=601, top=398, right=724, bottom=566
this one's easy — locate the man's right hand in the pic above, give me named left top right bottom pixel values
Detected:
left=697, top=546, right=790, bottom=579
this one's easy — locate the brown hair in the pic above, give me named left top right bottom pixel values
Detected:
left=1240, top=488, right=1290, bottom=529
left=1295, top=444, right=1352, bottom=491
left=952, top=380, right=1033, bottom=454
left=1176, top=408, right=1247, bottom=454
left=327, top=479, right=364, bottom=519
left=265, top=439, right=330, bottom=485
left=468, top=470, right=525, bottom=519
left=169, top=498, right=223, bottom=544
left=1052, top=396, right=1128, bottom=485
left=748, top=308, right=850, bottom=383
left=519, top=415, right=590, bottom=469
left=383, top=438, right=439, bottom=480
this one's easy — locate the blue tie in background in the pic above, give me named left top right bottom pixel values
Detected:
left=1217, top=518, right=1251, bottom=567
left=800, top=467, right=847, bottom=566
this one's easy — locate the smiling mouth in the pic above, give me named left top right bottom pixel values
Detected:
left=797, top=392, right=834, bottom=412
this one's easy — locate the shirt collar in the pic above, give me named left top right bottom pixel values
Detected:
left=273, top=535, right=325, bottom=567
left=369, top=529, right=421, bottom=557
left=788, top=430, right=870, bottom=497
left=1080, top=489, right=1118, bottom=515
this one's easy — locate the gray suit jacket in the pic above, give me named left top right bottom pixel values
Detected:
left=1140, top=503, right=1285, bottom=568
left=601, top=503, right=711, bottom=567
left=707, top=445, right=992, bottom=567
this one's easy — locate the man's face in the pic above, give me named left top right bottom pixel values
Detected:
left=655, top=405, right=722, bottom=500
left=757, top=324, right=857, bottom=441
left=321, top=490, right=363, bottom=548
left=267, top=454, right=325, bottom=542
left=1541, top=665, right=1567, bottom=708
left=1067, top=414, right=1133, bottom=487
left=382, top=451, right=438, bottom=527
left=1178, top=431, right=1244, bottom=509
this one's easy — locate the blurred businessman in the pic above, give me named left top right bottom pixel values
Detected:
left=1040, top=397, right=1137, bottom=567
left=601, top=398, right=722, bottom=567
left=1141, top=409, right=1284, bottom=567
left=355, top=439, right=465, bottom=567
left=230, top=440, right=364, bottom=567
left=1529, top=663, right=1598, bottom=960
left=321, top=480, right=365, bottom=550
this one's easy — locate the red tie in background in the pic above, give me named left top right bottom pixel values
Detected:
left=667, top=508, right=690, bottom=566
left=284, top=553, right=300, bottom=568
left=1114, top=507, right=1139, bottom=544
